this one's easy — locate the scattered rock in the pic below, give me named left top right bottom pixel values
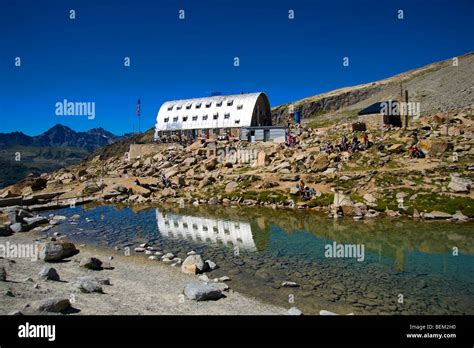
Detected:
left=282, top=281, right=300, bottom=288
left=288, top=307, right=303, bottom=316
left=32, top=297, right=71, bottom=313
left=75, top=278, right=103, bottom=293
left=181, top=254, right=205, bottom=274
left=452, top=210, right=468, bottom=221
left=0, top=267, right=6, bottom=281
left=79, top=257, right=103, bottom=270
left=38, top=266, right=60, bottom=281
left=424, top=211, right=452, bottom=219
left=77, top=275, right=111, bottom=285
left=225, top=181, right=238, bottom=193
left=9, top=310, right=23, bottom=315
left=184, top=282, right=225, bottom=301
left=205, top=259, right=218, bottom=271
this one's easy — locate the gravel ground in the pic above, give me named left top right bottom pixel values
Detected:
left=0, top=231, right=287, bottom=315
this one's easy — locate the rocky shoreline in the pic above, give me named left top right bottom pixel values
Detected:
left=0, top=221, right=290, bottom=315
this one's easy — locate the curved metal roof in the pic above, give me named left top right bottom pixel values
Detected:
left=155, top=92, right=267, bottom=131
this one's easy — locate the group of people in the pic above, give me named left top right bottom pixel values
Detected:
left=295, top=177, right=317, bottom=198
left=285, top=133, right=298, bottom=147
left=322, top=132, right=372, bottom=154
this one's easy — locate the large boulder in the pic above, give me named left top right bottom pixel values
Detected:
left=419, top=140, right=449, bottom=155
left=38, top=241, right=79, bottom=262
left=24, top=176, right=47, bottom=192
left=83, top=182, right=103, bottom=194
left=311, top=153, right=329, bottom=172
left=181, top=254, right=205, bottom=274
left=22, top=216, right=48, bottom=229
left=225, top=181, right=238, bottom=193
left=184, top=282, right=225, bottom=301
left=161, top=187, right=176, bottom=197
left=256, top=151, right=267, bottom=167
left=183, top=157, right=197, bottom=166
left=205, top=158, right=218, bottom=171
left=32, top=297, right=71, bottom=313
left=448, top=174, right=471, bottom=193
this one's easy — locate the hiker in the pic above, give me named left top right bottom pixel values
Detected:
left=160, top=172, right=171, bottom=188
left=341, top=134, right=348, bottom=151
left=351, top=135, right=359, bottom=152
left=409, top=145, right=425, bottom=159
left=363, top=132, right=369, bottom=147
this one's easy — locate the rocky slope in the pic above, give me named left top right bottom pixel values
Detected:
left=1, top=106, right=472, bottom=223
left=272, top=52, right=474, bottom=126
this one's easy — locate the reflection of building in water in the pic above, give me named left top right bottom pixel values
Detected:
left=155, top=209, right=257, bottom=252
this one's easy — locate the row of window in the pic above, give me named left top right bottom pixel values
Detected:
left=167, top=99, right=243, bottom=111
left=163, top=219, right=241, bottom=233
left=163, top=112, right=239, bottom=123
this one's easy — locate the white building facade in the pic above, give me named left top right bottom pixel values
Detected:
left=154, top=92, right=272, bottom=140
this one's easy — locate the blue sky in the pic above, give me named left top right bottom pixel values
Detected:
left=0, top=0, right=472, bottom=135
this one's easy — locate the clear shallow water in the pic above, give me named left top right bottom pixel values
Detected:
left=45, top=204, right=474, bottom=315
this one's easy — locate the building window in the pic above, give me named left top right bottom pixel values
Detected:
left=176, top=105, right=182, bottom=110
left=173, top=116, right=178, bottom=122
left=234, top=119, right=240, bottom=124
left=186, top=103, right=192, bottom=109
left=192, top=115, right=198, bottom=121
left=205, top=101, right=212, bottom=108
left=182, top=116, right=188, bottom=122
left=195, top=102, right=202, bottom=109
left=164, top=117, right=169, bottom=123
left=224, top=113, right=230, bottom=119
left=216, top=100, right=223, bottom=107
left=213, top=113, right=219, bottom=120
left=227, top=99, right=234, bottom=106
left=202, top=114, right=208, bottom=120
left=167, top=105, right=174, bottom=111
left=237, top=104, right=243, bottom=110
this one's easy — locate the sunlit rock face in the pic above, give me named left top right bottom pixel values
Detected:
left=155, top=209, right=257, bottom=252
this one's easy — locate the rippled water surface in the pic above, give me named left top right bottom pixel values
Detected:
left=45, top=204, right=474, bottom=315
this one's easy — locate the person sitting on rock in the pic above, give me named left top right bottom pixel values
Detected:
left=351, top=135, right=360, bottom=152
left=341, top=134, right=348, bottom=151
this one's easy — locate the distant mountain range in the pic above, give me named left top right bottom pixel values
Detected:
left=0, top=124, right=121, bottom=152
left=0, top=124, right=123, bottom=188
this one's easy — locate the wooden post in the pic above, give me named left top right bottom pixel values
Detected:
left=404, top=90, right=409, bottom=130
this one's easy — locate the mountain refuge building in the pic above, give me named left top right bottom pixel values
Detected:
left=154, top=92, right=286, bottom=142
